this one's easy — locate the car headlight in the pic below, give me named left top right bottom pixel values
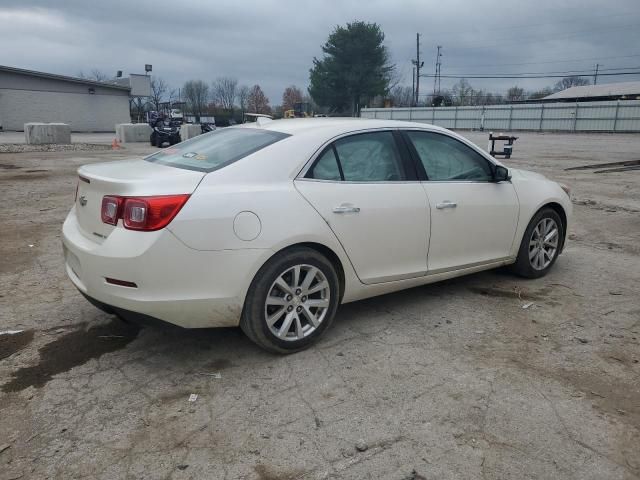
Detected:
left=559, top=183, right=571, bottom=198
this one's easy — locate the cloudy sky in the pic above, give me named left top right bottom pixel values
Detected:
left=1, top=0, right=639, bottom=104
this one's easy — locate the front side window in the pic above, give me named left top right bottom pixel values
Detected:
left=146, top=128, right=289, bottom=172
left=406, top=131, right=493, bottom=181
left=306, top=131, right=406, bottom=182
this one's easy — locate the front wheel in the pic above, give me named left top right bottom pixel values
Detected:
left=240, top=247, right=340, bottom=354
left=511, top=208, right=563, bottom=278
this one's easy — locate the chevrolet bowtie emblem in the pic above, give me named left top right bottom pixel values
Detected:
left=79, top=195, right=87, bottom=206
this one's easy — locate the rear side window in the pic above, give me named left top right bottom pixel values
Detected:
left=309, top=147, right=342, bottom=181
left=146, top=128, right=289, bottom=172
left=306, top=131, right=406, bottom=182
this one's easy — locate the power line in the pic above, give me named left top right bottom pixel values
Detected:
left=445, top=54, right=640, bottom=69
left=444, top=24, right=640, bottom=52
left=419, top=71, right=640, bottom=79
left=428, top=66, right=640, bottom=77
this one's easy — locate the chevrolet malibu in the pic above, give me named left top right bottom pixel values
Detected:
left=63, top=118, right=572, bottom=353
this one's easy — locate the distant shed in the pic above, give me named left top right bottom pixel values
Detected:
left=0, top=65, right=131, bottom=132
left=541, top=81, right=640, bottom=103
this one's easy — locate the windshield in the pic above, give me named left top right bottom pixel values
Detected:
left=145, top=128, right=289, bottom=172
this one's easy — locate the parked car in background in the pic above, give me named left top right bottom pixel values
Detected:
left=63, top=118, right=572, bottom=353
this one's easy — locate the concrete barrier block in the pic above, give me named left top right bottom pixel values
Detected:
left=180, top=124, right=202, bottom=142
left=24, top=123, right=71, bottom=144
left=115, top=123, right=153, bottom=143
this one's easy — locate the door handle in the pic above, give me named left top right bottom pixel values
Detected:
left=436, top=201, right=457, bottom=209
left=333, top=205, right=361, bottom=214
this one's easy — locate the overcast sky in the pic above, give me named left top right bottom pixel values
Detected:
left=1, top=0, right=639, bottom=104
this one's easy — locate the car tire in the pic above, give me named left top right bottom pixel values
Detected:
left=511, top=207, right=563, bottom=279
left=240, top=247, right=340, bottom=354
left=149, top=133, right=156, bottom=147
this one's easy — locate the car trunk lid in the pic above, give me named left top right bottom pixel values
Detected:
left=75, top=159, right=205, bottom=241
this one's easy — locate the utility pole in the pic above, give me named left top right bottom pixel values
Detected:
left=593, top=63, right=600, bottom=85
left=412, top=67, right=416, bottom=107
left=433, top=45, right=443, bottom=97
left=411, top=33, right=424, bottom=106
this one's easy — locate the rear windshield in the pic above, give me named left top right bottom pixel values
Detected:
left=145, top=128, right=290, bottom=172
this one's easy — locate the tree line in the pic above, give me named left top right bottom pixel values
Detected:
left=81, top=20, right=595, bottom=119
left=388, top=76, right=591, bottom=108
left=141, top=77, right=317, bottom=122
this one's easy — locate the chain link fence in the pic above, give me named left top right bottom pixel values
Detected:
left=361, top=100, right=640, bottom=132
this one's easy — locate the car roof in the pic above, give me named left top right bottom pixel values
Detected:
left=245, top=117, right=450, bottom=137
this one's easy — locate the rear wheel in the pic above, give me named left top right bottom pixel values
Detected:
left=511, top=208, right=563, bottom=278
left=240, top=247, right=340, bottom=354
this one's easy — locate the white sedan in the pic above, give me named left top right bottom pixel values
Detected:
left=63, top=118, right=572, bottom=353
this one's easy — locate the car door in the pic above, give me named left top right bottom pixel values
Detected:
left=295, top=130, right=430, bottom=284
left=402, top=130, right=519, bottom=272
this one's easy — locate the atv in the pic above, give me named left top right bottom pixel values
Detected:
left=200, top=122, right=216, bottom=134
left=149, top=117, right=181, bottom=148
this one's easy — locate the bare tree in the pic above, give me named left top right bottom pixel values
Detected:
left=452, top=79, right=474, bottom=106
left=183, top=80, right=210, bottom=122
left=213, top=76, right=238, bottom=110
left=506, top=85, right=525, bottom=102
left=129, top=97, right=150, bottom=123
left=282, top=85, right=303, bottom=111
left=554, top=76, right=590, bottom=92
left=529, top=87, right=554, bottom=100
left=150, top=77, right=168, bottom=111
left=237, top=85, right=250, bottom=114
left=77, top=69, right=110, bottom=82
left=390, top=85, right=413, bottom=107
left=247, top=85, right=270, bottom=114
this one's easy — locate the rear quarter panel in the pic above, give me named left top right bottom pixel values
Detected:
left=167, top=139, right=363, bottom=301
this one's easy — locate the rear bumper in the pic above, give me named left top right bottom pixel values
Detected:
left=62, top=207, right=273, bottom=328
left=79, top=291, right=181, bottom=329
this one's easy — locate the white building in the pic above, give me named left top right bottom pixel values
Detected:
left=0, top=65, right=132, bottom=132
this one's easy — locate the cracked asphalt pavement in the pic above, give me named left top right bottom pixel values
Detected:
left=1, top=132, right=639, bottom=479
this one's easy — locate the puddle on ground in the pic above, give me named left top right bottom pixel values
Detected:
left=205, top=358, right=233, bottom=370
left=468, top=286, right=550, bottom=301
left=2, top=173, right=51, bottom=181
left=0, top=330, right=35, bottom=361
left=254, top=464, right=307, bottom=480
left=2, top=320, right=139, bottom=393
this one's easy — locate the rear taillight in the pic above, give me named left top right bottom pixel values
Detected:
left=101, top=196, right=122, bottom=225
left=100, top=194, right=190, bottom=231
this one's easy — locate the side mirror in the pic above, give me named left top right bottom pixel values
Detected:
left=493, top=165, right=511, bottom=182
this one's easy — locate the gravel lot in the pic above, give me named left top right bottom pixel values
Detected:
left=1, top=131, right=639, bottom=480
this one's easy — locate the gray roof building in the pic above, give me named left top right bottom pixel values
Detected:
left=0, top=65, right=131, bottom=132
left=542, top=81, right=640, bottom=102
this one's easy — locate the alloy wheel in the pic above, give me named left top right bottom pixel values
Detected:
left=529, top=218, right=559, bottom=270
left=264, top=264, right=330, bottom=341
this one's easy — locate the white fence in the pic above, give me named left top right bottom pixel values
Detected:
left=361, top=100, right=640, bottom=132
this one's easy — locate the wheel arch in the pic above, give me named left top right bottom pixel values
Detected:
left=270, top=242, right=346, bottom=302
left=537, top=202, right=568, bottom=252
